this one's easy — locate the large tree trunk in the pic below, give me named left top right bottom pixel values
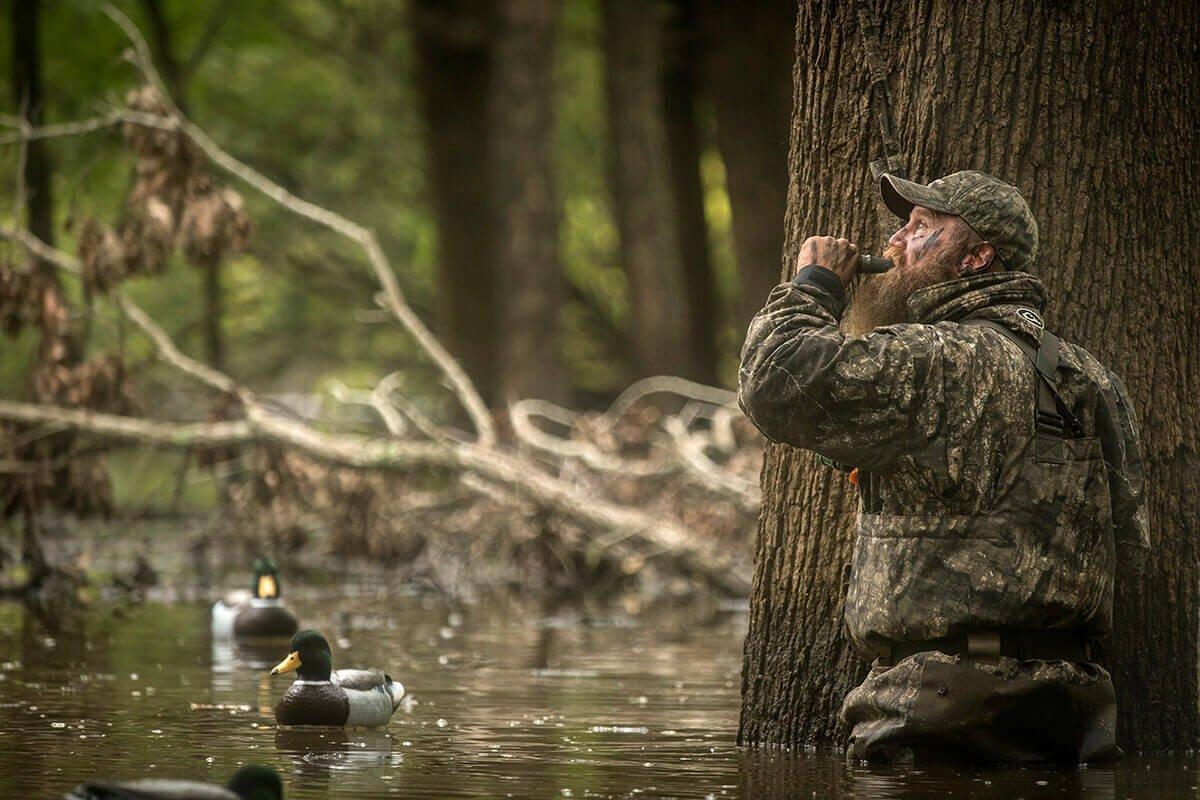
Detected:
left=490, top=0, right=568, bottom=403
left=662, top=0, right=719, bottom=386
left=698, top=0, right=793, bottom=340
left=739, top=1, right=1200, bottom=751
left=602, top=0, right=692, bottom=379
left=412, top=0, right=500, bottom=404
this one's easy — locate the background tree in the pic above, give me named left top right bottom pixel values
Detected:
left=8, top=0, right=69, bottom=581
left=698, top=0, right=794, bottom=337
left=661, top=0, right=719, bottom=385
left=601, top=0, right=693, bottom=380
left=738, top=0, right=1200, bottom=751
left=490, top=0, right=568, bottom=402
left=413, top=0, right=501, bottom=404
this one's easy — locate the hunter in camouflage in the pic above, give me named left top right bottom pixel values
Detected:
left=738, top=170, right=1148, bottom=764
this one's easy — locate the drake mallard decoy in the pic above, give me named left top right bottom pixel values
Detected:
left=269, top=630, right=404, bottom=727
left=212, top=557, right=299, bottom=639
left=66, top=764, right=282, bottom=799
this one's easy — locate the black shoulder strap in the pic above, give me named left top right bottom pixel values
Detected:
left=963, top=319, right=1084, bottom=464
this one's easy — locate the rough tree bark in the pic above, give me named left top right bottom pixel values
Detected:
left=490, top=0, right=568, bottom=403
left=739, top=1, right=1200, bottom=751
left=602, top=0, right=692, bottom=379
left=662, top=0, right=719, bottom=386
left=412, top=0, right=500, bottom=403
left=698, top=0, right=794, bottom=339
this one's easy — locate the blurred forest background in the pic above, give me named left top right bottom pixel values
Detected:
left=0, top=0, right=794, bottom=599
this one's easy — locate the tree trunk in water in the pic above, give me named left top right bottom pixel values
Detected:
left=739, top=1, right=1200, bottom=751
left=412, top=0, right=500, bottom=404
left=490, top=0, right=568, bottom=403
left=662, top=0, right=719, bottom=386
left=602, top=0, right=692, bottom=379
left=699, top=0, right=793, bottom=340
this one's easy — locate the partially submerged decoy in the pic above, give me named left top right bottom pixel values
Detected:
left=212, top=557, right=299, bottom=639
left=269, top=629, right=404, bottom=727
left=65, top=763, right=282, bottom=800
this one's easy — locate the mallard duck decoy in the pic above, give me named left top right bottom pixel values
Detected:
left=65, top=763, right=282, bottom=799
left=212, top=557, right=299, bottom=639
left=269, top=630, right=404, bottom=727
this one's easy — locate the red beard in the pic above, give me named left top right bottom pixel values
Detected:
left=842, top=237, right=968, bottom=335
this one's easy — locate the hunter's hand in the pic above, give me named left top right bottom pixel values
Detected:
left=797, top=236, right=859, bottom=286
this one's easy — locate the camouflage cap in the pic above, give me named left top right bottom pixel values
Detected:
left=880, top=170, right=1039, bottom=272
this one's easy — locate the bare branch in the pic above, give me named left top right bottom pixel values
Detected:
left=662, top=416, right=761, bottom=511
left=112, top=293, right=238, bottom=396
left=101, top=3, right=495, bottom=447
left=0, top=400, right=253, bottom=448
left=509, top=398, right=677, bottom=477
left=708, top=406, right=739, bottom=453
left=328, top=382, right=409, bottom=437
left=604, top=375, right=736, bottom=424
left=373, top=372, right=448, bottom=441
left=0, top=111, right=124, bottom=146
left=0, top=224, right=79, bottom=277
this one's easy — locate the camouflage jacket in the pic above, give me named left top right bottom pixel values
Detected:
left=738, top=269, right=1148, bottom=657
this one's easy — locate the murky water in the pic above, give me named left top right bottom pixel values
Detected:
left=1, top=562, right=1198, bottom=798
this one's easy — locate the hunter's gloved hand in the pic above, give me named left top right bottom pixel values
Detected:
left=797, top=236, right=860, bottom=286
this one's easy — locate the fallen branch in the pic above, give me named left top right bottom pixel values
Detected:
left=0, top=226, right=751, bottom=595
left=604, top=375, right=737, bottom=425
left=509, top=398, right=677, bottom=477
left=0, top=400, right=253, bottom=448
left=328, top=382, right=409, bottom=437
left=0, top=396, right=750, bottom=595
left=662, top=416, right=761, bottom=510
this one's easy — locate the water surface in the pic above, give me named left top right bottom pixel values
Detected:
left=0, top=562, right=1196, bottom=798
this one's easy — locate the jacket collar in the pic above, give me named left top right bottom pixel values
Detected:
left=906, top=271, right=1049, bottom=344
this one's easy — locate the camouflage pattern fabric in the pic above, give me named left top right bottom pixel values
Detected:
left=880, top=170, right=1040, bottom=272
left=841, top=651, right=1120, bottom=764
left=738, top=269, right=1148, bottom=762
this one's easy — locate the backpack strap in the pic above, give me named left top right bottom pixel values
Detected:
left=963, top=318, right=1084, bottom=464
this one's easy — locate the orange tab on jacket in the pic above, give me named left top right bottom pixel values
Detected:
left=849, top=467, right=860, bottom=487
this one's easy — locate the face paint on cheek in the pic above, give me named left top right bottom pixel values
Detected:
left=919, top=228, right=944, bottom=256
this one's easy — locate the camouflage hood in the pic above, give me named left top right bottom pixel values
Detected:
left=907, top=271, right=1047, bottom=327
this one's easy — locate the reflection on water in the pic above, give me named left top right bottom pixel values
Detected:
left=0, top=568, right=1197, bottom=798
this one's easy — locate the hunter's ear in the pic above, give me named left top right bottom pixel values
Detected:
left=960, top=242, right=997, bottom=276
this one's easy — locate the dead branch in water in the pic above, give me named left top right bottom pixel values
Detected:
left=0, top=202, right=752, bottom=598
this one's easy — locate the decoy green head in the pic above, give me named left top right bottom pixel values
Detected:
left=270, top=629, right=332, bottom=680
left=252, top=557, right=281, bottom=600
left=225, top=764, right=283, bottom=800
